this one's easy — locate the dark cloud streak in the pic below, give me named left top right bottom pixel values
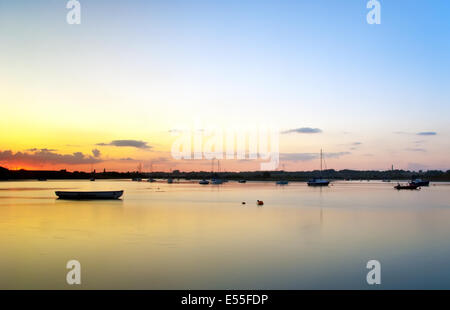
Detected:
left=282, top=127, right=322, bottom=134
left=280, top=152, right=350, bottom=162
left=96, top=140, right=151, bottom=149
left=417, top=132, right=437, bottom=136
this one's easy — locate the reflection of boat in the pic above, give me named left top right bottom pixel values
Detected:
left=307, top=149, right=330, bottom=187
left=394, top=183, right=419, bottom=190
left=55, top=190, right=124, bottom=200
left=199, top=179, right=209, bottom=185
left=276, top=180, right=288, bottom=185
left=410, top=179, right=429, bottom=186
left=238, top=180, right=246, bottom=183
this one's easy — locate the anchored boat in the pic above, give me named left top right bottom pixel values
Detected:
left=307, top=178, right=330, bottom=186
left=55, top=190, right=124, bottom=200
left=410, top=179, right=429, bottom=187
left=276, top=180, right=289, bottom=185
left=307, top=149, right=330, bottom=187
left=394, top=184, right=419, bottom=190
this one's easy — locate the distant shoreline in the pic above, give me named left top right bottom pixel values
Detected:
left=2, top=179, right=450, bottom=183
left=1, top=166, right=450, bottom=181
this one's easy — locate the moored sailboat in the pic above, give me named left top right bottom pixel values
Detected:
left=410, top=179, right=429, bottom=187
left=307, top=149, right=330, bottom=187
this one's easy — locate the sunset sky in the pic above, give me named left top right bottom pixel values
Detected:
left=0, top=1, right=449, bottom=172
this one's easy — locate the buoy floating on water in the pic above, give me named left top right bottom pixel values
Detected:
left=242, top=202, right=246, bottom=205
left=257, top=200, right=264, bottom=206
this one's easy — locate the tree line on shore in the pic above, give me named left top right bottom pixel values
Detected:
left=1, top=166, right=450, bottom=181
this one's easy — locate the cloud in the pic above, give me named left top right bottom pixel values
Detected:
left=280, top=152, right=350, bottom=162
left=119, top=157, right=136, bottom=161
left=394, top=131, right=437, bottom=136
left=417, top=131, right=437, bottom=136
left=26, top=148, right=57, bottom=152
left=92, top=149, right=101, bottom=157
left=281, top=127, right=322, bottom=134
left=349, top=142, right=363, bottom=150
left=405, top=148, right=427, bottom=152
left=96, top=140, right=151, bottom=149
left=281, top=153, right=317, bottom=162
left=118, top=156, right=169, bottom=163
left=150, top=156, right=170, bottom=164
left=0, top=149, right=103, bottom=166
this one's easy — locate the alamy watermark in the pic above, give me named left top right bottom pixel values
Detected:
left=366, top=260, right=381, bottom=285
left=66, top=0, right=81, bottom=25
left=66, top=259, right=81, bottom=285
left=64, top=2, right=380, bottom=27
left=64, top=1, right=380, bottom=26
left=171, top=127, right=279, bottom=171
left=367, top=0, right=381, bottom=25
left=63, top=258, right=381, bottom=286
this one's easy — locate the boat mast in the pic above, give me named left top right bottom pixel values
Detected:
left=320, top=149, right=323, bottom=173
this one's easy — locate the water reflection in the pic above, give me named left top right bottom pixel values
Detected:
left=0, top=180, right=449, bottom=289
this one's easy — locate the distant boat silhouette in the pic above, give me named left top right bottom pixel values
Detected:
left=410, top=179, right=429, bottom=186
left=394, top=183, right=419, bottom=190
left=55, top=190, right=123, bottom=200
left=276, top=180, right=288, bottom=185
left=199, top=179, right=209, bottom=185
left=307, top=149, right=330, bottom=187
left=238, top=180, right=246, bottom=183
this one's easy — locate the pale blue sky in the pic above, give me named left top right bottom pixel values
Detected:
left=0, top=1, right=449, bottom=170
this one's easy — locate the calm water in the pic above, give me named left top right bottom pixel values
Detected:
left=0, top=180, right=449, bottom=289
